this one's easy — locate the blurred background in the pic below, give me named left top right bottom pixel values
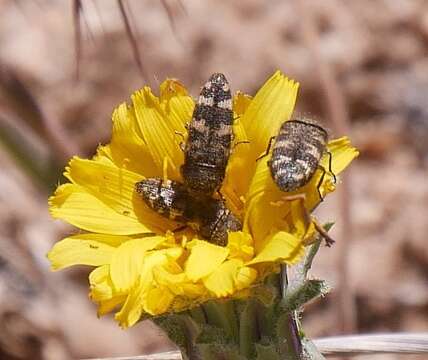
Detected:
left=1, top=0, right=427, bottom=359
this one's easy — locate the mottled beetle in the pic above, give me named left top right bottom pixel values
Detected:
left=135, top=178, right=241, bottom=246
left=135, top=178, right=197, bottom=223
left=265, top=118, right=336, bottom=199
left=258, top=118, right=337, bottom=246
left=181, top=73, right=234, bottom=197
left=198, top=199, right=242, bottom=247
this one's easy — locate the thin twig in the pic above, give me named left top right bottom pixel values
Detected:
left=160, top=0, right=177, bottom=32
left=82, top=333, right=428, bottom=359
left=160, top=0, right=185, bottom=39
left=313, top=333, right=428, bottom=356
left=80, top=2, right=96, bottom=44
left=84, top=351, right=182, bottom=360
left=176, top=0, right=187, bottom=16
left=296, top=0, right=357, bottom=334
left=0, top=64, right=81, bottom=162
left=72, top=0, right=82, bottom=82
left=117, top=0, right=146, bottom=82
left=91, top=0, right=106, bottom=35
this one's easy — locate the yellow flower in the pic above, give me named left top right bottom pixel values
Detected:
left=47, top=71, right=358, bottom=328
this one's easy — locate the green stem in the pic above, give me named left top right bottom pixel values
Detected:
left=189, top=306, right=207, bottom=325
left=277, top=312, right=303, bottom=359
left=280, top=264, right=303, bottom=360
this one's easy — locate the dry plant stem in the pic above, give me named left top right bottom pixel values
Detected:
left=117, top=0, right=147, bottom=82
left=0, top=65, right=80, bottom=162
left=83, top=333, right=428, bottom=360
left=91, top=0, right=107, bottom=35
left=160, top=0, right=186, bottom=46
left=296, top=0, right=357, bottom=334
left=160, top=0, right=178, bottom=33
left=313, top=333, right=428, bottom=356
left=176, top=0, right=187, bottom=15
left=72, top=0, right=82, bottom=81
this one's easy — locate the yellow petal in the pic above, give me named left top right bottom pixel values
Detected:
left=65, top=157, right=141, bottom=217
left=64, top=157, right=173, bottom=233
left=244, top=156, right=292, bottom=249
left=110, top=236, right=166, bottom=292
left=49, top=183, right=151, bottom=235
left=285, top=136, right=359, bottom=215
left=247, top=231, right=304, bottom=265
left=115, top=279, right=147, bottom=328
left=233, top=91, right=252, bottom=116
left=89, top=265, right=114, bottom=302
left=154, top=267, right=206, bottom=298
left=326, top=136, right=359, bottom=175
left=230, top=71, right=298, bottom=197
left=98, top=296, right=127, bottom=317
left=242, top=71, right=299, bottom=160
left=227, top=232, right=254, bottom=262
left=89, top=264, right=110, bottom=285
left=185, top=240, right=229, bottom=281
left=302, top=221, right=318, bottom=245
left=221, top=118, right=251, bottom=213
left=144, top=286, right=175, bottom=315
left=93, top=146, right=116, bottom=165
left=159, top=79, right=194, bottom=135
left=235, top=266, right=258, bottom=291
left=244, top=155, right=274, bottom=205
left=108, top=103, right=159, bottom=176
left=154, top=267, right=185, bottom=291
left=115, top=249, right=182, bottom=327
left=203, top=259, right=244, bottom=297
left=47, top=233, right=127, bottom=270
left=203, top=259, right=257, bottom=297
left=245, top=136, right=358, bottom=248
left=89, top=266, right=127, bottom=316
left=132, top=87, right=183, bottom=180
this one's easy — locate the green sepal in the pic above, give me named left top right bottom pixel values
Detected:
left=282, top=280, right=330, bottom=312
left=301, top=338, right=326, bottom=360
left=250, top=282, right=279, bottom=307
left=196, top=343, right=245, bottom=360
left=154, top=314, right=200, bottom=360
left=188, top=306, right=207, bottom=325
left=153, top=223, right=335, bottom=360
left=288, top=222, right=335, bottom=293
left=196, top=323, right=233, bottom=345
left=304, top=222, right=334, bottom=275
left=276, top=312, right=302, bottom=359
left=202, top=300, right=239, bottom=342
left=255, top=343, right=281, bottom=360
left=238, top=299, right=260, bottom=358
